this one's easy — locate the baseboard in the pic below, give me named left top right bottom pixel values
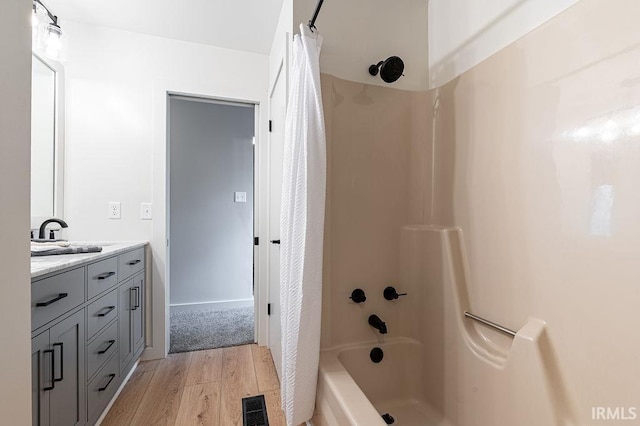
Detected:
left=170, top=298, right=254, bottom=313
left=95, top=358, right=140, bottom=425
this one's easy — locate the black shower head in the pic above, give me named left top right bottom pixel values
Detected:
left=368, top=56, right=404, bottom=83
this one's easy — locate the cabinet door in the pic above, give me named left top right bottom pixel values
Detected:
left=32, top=331, right=50, bottom=426
left=119, top=278, right=134, bottom=370
left=49, top=309, right=85, bottom=426
left=132, top=272, right=145, bottom=354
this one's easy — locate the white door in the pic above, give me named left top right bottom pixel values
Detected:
left=268, top=61, right=286, bottom=379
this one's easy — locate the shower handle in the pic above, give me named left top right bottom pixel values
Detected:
left=384, top=286, right=407, bottom=301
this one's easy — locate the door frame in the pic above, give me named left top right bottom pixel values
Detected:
left=148, top=78, right=269, bottom=360
left=265, top=29, right=290, bottom=359
left=267, top=58, right=285, bottom=349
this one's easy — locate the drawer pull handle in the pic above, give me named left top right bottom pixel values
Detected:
left=133, top=286, right=141, bottom=309
left=97, top=272, right=115, bottom=280
left=36, top=293, right=68, bottom=307
left=98, top=340, right=116, bottom=355
left=98, top=373, right=116, bottom=392
left=127, top=259, right=141, bottom=266
left=53, top=342, right=64, bottom=382
left=43, top=349, right=55, bottom=391
left=131, top=287, right=139, bottom=310
left=97, top=306, right=116, bottom=317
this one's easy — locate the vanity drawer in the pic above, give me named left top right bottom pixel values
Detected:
left=87, top=256, right=119, bottom=300
left=32, top=267, right=85, bottom=331
left=87, top=353, right=119, bottom=422
left=87, top=288, right=118, bottom=340
left=119, top=248, right=144, bottom=281
left=87, top=320, right=118, bottom=380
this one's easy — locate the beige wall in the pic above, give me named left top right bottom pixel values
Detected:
left=321, top=0, right=640, bottom=423
left=0, top=0, right=33, bottom=423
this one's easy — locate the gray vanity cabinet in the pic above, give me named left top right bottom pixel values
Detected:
left=31, top=244, right=146, bottom=426
left=31, top=309, right=86, bottom=426
left=118, top=272, right=145, bottom=372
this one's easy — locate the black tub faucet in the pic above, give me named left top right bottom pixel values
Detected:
left=368, top=314, right=387, bottom=334
left=38, top=218, right=68, bottom=239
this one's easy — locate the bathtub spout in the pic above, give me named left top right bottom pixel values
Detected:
left=368, top=315, right=388, bottom=334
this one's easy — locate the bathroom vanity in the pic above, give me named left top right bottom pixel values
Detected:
left=31, top=242, right=147, bottom=425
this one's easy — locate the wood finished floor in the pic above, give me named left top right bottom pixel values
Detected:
left=102, top=344, right=285, bottom=426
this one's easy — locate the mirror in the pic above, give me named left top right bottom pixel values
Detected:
left=31, top=54, right=64, bottom=227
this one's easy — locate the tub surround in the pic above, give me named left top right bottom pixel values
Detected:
left=316, top=0, right=640, bottom=423
left=31, top=241, right=147, bottom=279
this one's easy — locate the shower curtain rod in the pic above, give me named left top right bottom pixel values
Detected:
left=308, top=0, right=325, bottom=31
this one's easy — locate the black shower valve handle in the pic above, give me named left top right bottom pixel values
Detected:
left=383, top=286, right=407, bottom=301
left=349, top=288, right=367, bottom=304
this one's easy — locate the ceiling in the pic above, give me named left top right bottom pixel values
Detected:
left=46, top=0, right=285, bottom=55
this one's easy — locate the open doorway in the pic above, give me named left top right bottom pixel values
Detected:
left=167, top=95, right=256, bottom=353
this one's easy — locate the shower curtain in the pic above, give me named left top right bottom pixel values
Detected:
left=280, top=23, right=326, bottom=426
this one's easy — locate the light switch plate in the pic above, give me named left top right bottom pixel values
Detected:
left=234, top=192, right=247, bottom=203
left=108, top=202, right=121, bottom=219
left=141, top=203, right=152, bottom=220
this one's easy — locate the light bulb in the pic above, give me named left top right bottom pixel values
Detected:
left=45, top=24, right=62, bottom=60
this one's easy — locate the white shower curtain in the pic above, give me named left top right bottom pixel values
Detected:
left=280, top=23, right=326, bottom=426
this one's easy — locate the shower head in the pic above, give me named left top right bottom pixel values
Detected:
left=368, top=56, right=404, bottom=83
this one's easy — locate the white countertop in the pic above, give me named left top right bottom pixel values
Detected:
left=31, top=241, right=148, bottom=279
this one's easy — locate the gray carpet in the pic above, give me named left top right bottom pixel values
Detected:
left=169, top=306, right=254, bottom=354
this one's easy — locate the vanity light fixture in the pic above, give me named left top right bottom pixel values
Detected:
left=32, top=0, right=65, bottom=61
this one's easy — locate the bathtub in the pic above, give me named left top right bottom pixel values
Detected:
left=313, top=338, right=454, bottom=426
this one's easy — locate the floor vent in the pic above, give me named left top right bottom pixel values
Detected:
left=242, top=395, right=269, bottom=426
left=382, top=413, right=395, bottom=424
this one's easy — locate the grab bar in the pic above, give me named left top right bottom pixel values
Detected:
left=464, top=311, right=517, bottom=337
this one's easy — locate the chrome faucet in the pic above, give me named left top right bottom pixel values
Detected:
left=38, top=218, right=68, bottom=239
left=368, top=314, right=388, bottom=334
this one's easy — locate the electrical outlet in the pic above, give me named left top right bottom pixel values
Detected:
left=234, top=192, right=247, bottom=203
left=140, top=203, right=152, bottom=220
left=108, top=202, right=121, bottom=219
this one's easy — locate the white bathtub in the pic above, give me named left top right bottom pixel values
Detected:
left=313, top=338, right=454, bottom=426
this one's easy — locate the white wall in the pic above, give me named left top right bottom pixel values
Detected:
left=293, top=0, right=429, bottom=91
left=63, top=21, right=269, bottom=357
left=64, top=22, right=267, bottom=241
left=428, top=0, right=579, bottom=88
left=270, top=0, right=292, bottom=88
left=0, top=0, right=32, bottom=423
